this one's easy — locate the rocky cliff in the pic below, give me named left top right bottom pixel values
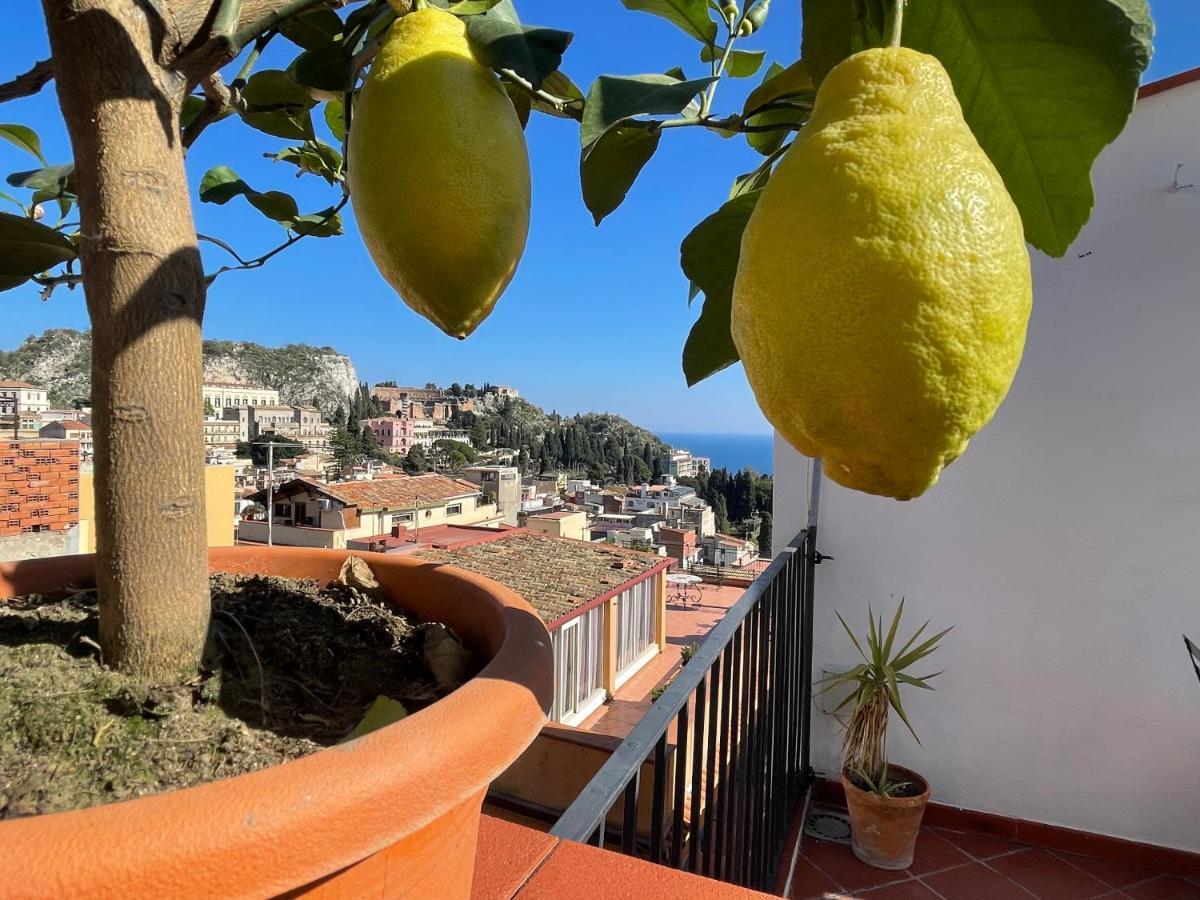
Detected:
left=0, top=329, right=358, bottom=416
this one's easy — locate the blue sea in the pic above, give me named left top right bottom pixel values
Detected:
left=657, top=432, right=774, bottom=477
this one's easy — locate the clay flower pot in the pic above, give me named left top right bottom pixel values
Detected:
left=0, top=546, right=552, bottom=898
left=842, top=765, right=931, bottom=870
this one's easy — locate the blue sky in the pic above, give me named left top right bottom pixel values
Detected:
left=1, top=1, right=1195, bottom=433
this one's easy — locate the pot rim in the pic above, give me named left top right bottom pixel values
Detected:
left=841, top=764, right=931, bottom=809
left=0, top=546, right=552, bottom=896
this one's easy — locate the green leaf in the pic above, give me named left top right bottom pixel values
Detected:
left=324, top=100, right=346, bottom=142
left=800, top=0, right=854, bottom=87
left=742, top=59, right=814, bottom=155
left=890, top=626, right=953, bottom=673
left=881, top=597, right=904, bottom=663
left=290, top=40, right=353, bottom=94
left=279, top=7, right=345, bottom=49
left=621, top=0, right=718, bottom=46
left=269, top=142, right=343, bottom=184
left=0, top=190, right=26, bottom=214
left=0, top=211, right=77, bottom=291
left=903, top=0, right=1152, bottom=257
left=532, top=70, right=585, bottom=119
left=680, top=191, right=759, bottom=385
left=465, top=13, right=573, bottom=90
left=241, top=109, right=315, bottom=141
left=699, top=46, right=766, bottom=78
left=6, top=163, right=75, bottom=195
left=0, top=124, right=46, bottom=164
left=242, top=69, right=317, bottom=109
left=442, top=0, right=504, bottom=13
left=291, top=207, right=344, bottom=237
left=199, top=165, right=298, bottom=223
left=581, top=74, right=715, bottom=148
left=580, top=125, right=661, bottom=225
left=836, top=608, right=870, bottom=663
left=341, top=695, right=407, bottom=742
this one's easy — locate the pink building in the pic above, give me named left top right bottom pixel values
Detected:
left=362, top=416, right=414, bottom=452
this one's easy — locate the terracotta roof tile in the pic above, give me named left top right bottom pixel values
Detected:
left=415, top=532, right=663, bottom=623
left=310, top=474, right=480, bottom=511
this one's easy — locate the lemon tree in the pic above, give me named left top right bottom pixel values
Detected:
left=0, top=0, right=1153, bottom=674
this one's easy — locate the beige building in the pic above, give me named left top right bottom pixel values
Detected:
left=78, top=464, right=235, bottom=552
left=203, top=382, right=281, bottom=411
left=38, top=420, right=94, bottom=461
left=238, top=473, right=501, bottom=548
left=526, top=509, right=589, bottom=542
left=222, top=404, right=330, bottom=449
left=461, top=465, right=521, bottom=525
left=0, top=381, right=50, bottom=437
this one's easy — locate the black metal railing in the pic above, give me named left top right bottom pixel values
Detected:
left=549, top=527, right=820, bottom=892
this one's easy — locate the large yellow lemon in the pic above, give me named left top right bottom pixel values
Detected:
left=348, top=7, right=530, bottom=338
left=732, top=48, right=1032, bottom=500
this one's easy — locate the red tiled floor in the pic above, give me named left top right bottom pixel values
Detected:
left=904, top=829, right=972, bottom=875
left=1051, top=851, right=1162, bottom=890
left=801, top=839, right=915, bottom=892
left=922, top=861, right=1036, bottom=898
left=859, top=880, right=943, bottom=898
left=990, top=848, right=1113, bottom=899
left=786, top=856, right=841, bottom=899
left=933, top=826, right=1027, bottom=861
left=1124, top=875, right=1200, bottom=899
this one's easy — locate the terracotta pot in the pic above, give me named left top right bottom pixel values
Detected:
left=0, top=546, right=553, bottom=898
left=842, top=765, right=931, bottom=870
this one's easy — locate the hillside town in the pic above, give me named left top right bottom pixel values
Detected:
left=1, top=376, right=771, bottom=577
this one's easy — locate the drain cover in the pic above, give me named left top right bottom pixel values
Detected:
left=805, top=804, right=851, bottom=843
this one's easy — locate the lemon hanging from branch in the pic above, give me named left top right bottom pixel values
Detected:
left=731, top=46, right=1032, bottom=500
left=348, top=5, right=531, bottom=338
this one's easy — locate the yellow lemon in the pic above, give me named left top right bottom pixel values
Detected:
left=732, top=48, right=1032, bottom=500
left=348, top=7, right=530, bottom=338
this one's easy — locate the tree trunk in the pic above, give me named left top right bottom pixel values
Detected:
left=43, top=0, right=210, bottom=680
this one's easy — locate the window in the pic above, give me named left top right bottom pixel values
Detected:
left=391, top=512, right=414, bottom=526
left=552, top=605, right=604, bottom=724
left=446, top=503, right=462, bottom=516
left=274, top=502, right=291, bottom=518
left=616, top=578, right=657, bottom=676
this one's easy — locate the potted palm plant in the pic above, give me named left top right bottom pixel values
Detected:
left=820, top=600, right=951, bottom=870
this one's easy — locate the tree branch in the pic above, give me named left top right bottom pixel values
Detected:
left=0, top=59, right=54, bottom=104
left=182, top=72, right=238, bottom=148
left=498, top=68, right=583, bottom=122
left=203, top=192, right=348, bottom=282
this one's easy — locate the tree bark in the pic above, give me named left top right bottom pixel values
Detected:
left=42, top=0, right=210, bottom=680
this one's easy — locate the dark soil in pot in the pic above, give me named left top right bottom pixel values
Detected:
left=846, top=768, right=927, bottom=798
left=0, top=560, right=473, bottom=819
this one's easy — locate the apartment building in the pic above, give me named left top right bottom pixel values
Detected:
left=38, top=420, right=93, bottom=461
left=525, top=509, right=588, bottom=542
left=0, top=381, right=50, bottom=438
left=460, top=465, right=521, bottom=525
left=661, top=447, right=711, bottom=479
left=223, top=404, right=330, bottom=449
left=203, top=382, right=280, bottom=410
left=238, top=473, right=500, bottom=548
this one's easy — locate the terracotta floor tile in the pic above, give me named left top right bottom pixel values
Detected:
left=1051, top=851, right=1161, bottom=890
left=989, top=848, right=1112, bottom=899
left=932, top=827, right=1026, bottom=861
left=802, top=838, right=914, bottom=892
left=1124, top=875, right=1200, bottom=899
left=786, top=856, right=841, bottom=899
left=922, top=862, right=1036, bottom=899
left=858, top=879, right=942, bottom=898
left=905, top=829, right=972, bottom=876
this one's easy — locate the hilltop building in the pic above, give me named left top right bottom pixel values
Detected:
left=202, top=382, right=280, bottom=410
left=661, top=447, right=711, bottom=479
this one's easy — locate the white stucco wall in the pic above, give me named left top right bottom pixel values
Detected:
left=772, top=77, right=1200, bottom=852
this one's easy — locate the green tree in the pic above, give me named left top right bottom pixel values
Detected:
left=248, top=434, right=305, bottom=466
left=469, top=416, right=488, bottom=449
left=403, top=443, right=430, bottom=474
left=0, top=0, right=1149, bottom=687
left=757, top=511, right=772, bottom=558
left=713, top=495, right=731, bottom=536
left=331, top=425, right=363, bottom=473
